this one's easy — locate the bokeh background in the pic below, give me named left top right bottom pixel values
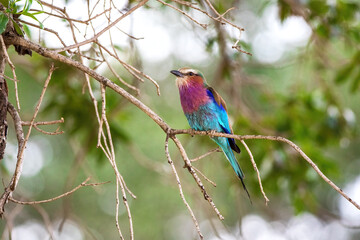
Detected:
left=0, top=0, right=360, bottom=239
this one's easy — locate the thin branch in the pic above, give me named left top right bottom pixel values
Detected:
left=170, top=129, right=360, bottom=211
left=0, top=65, right=55, bottom=216
left=202, top=0, right=243, bottom=31
left=54, top=0, right=149, bottom=53
left=97, top=41, right=160, bottom=95
left=172, top=0, right=250, bottom=55
left=171, top=135, right=225, bottom=220
left=9, top=177, right=109, bottom=205
left=21, top=118, right=64, bottom=126
left=115, top=180, right=124, bottom=240
left=240, top=140, right=269, bottom=205
left=165, top=134, right=203, bottom=239
left=192, top=165, right=217, bottom=187
left=0, top=36, right=20, bottom=110
left=11, top=64, right=55, bottom=189
left=191, top=147, right=221, bottom=162
left=22, top=118, right=65, bottom=135
left=157, top=0, right=208, bottom=29
left=98, top=44, right=140, bottom=95
left=0, top=104, right=22, bottom=216
left=17, top=19, right=68, bottom=48
left=32, top=124, right=64, bottom=135
left=99, top=83, right=136, bottom=239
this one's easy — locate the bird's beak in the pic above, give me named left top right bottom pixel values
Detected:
left=170, top=70, right=184, bottom=77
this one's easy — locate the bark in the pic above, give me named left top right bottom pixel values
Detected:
left=0, top=38, right=8, bottom=160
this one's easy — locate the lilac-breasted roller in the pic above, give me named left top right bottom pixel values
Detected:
left=171, top=67, right=250, bottom=199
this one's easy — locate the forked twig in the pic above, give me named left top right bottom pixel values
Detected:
left=0, top=65, right=56, bottom=216
left=192, top=165, right=217, bottom=187
left=191, top=147, right=221, bottom=162
left=165, top=134, right=203, bottom=239
left=9, top=177, right=109, bottom=205
left=171, top=135, right=225, bottom=220
left=157, top=0, right=208, bottom=29
left=171, top=129, right=360, bottom=211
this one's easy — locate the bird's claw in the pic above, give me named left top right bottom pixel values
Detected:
left=206, top=130, right=217, bottom=137
left=190, top=129, right=196, bottom=137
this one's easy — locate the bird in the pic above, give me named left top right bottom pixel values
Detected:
left=170, top=67, right=250, bottom=200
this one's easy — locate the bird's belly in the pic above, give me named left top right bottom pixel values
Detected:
left=185, top=104, right=221, bottom=131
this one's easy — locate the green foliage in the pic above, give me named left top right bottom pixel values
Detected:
left=0, top=0, right=43, bottom=36
left=0, top=12, right=9, bottom=34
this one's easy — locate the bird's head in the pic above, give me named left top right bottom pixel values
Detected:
left=170, top=67, right=206, bottom=88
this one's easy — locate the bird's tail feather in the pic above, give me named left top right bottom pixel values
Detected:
left=216, top=138, right=252, bottom=202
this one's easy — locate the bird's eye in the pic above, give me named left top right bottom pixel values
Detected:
left=189, top=72, right=194, bottom=76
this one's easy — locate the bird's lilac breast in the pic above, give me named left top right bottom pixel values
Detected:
left=178, top=84, right=210, bottom=114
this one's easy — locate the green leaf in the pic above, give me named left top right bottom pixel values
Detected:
left=22, top=22, right=30, bottom=37
left=0, top=13, right=9, bottom=34
left=11, top=19, right=23, bottom=36
left=20, top=10, right=43, bottom=29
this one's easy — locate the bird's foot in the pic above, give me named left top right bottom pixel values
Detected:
left=206, top=130, right=217, bottom=137
left=190, top=129, right=196, bottom=137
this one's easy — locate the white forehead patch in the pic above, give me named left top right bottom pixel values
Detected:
left=179, top=68, right=198, bottom=75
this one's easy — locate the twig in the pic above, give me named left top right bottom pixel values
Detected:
left=115, top=180, right=124, bottom=240
left=17, top=19, right=68, bottom=48
left=21, top=118, right=64, bottom=126
left=157, top=0, right=208, bottom=29
left=32, top=124, right=64, bottom=135
left=0, top=65, right=55, bottom=216
left=9, top=177, right=109, bottom=205
left=165, top=134, right=203, bottom=239
left=170, top=129, right=360, bottom=211
left=192, top=165, right=217, bottom=187
left=98, top=44, right=140, bottom=95
left=171, top=135, right=225, bottom=220
left=191, top=147, right=221, bottom=162
left=99, top=83, right=136, bottom=239
left=172, top=0, right=250, bottom=55
left=54, top=0, right=149, bottom=53
left=12, top=64, right=55, bottom=189
left=97, top=41, right=160, bottom=95
left=0, top=36, right=20, bottom=110
left=240, top=140, right=269, bottom=205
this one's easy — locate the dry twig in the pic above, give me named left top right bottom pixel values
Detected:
left=165, top=134, right=204, bottom=239
left=0, top=36, right=20, bottom=110
left=9, top=177, right=109, bottom=205
left=240, top=140, right=269, bottom=205
left=171, top=129, right=360, bottom=211
left=0, top=65, right=55, bottom=216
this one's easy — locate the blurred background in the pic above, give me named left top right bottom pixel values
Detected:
left=0, top=0, right=360, bottom=239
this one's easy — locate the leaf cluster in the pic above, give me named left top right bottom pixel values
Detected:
left=0, top=0, right=43, bottom=36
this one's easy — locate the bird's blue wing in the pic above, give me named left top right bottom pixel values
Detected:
left=206, top=87, right=240, bottom=153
